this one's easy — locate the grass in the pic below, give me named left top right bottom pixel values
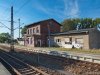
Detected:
left=32, top=47, right=100, bottom=54
left=1, top=43, right=100, bottom=54
left=58, top=48, right=100, bottom=54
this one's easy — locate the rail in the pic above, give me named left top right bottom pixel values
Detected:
left=0, top=44, right=100, bottom=64
left=0, top=56, right=22, bottom=75
left=0, top=51, right=49, bottom=75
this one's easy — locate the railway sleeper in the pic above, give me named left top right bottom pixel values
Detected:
left=18, top=68, right=33, bottom=72
left=35, top=73, right=42, bottom=75
left=19, top=69, right=34, bottom=73
left=22, top=70, right=42, bottom=75
left=22, top=71, right=37, bottom=75
left=18, top=67, right=30, bottom=70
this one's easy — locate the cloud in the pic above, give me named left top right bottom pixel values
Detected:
left=63, top=0, right=79, bottom=18
left=32, top=0, right=79, bottom=19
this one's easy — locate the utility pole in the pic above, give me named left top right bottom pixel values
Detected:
left=48, top=22, right=51, bottom=47
left=18, top=18, right=20, bottom=38
left=10, top=6, right=14, bottom=51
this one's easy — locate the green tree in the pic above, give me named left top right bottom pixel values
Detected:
left=0, top=33, right=11, bottom=43
left=21, top=26, right=27, bottom=36
left=94, top=18, right=100, bottom=26
left=61, top=18, right=100, bottom=32
left=72, top=18, right=81, bottom=29
left=81, top=18, right=93, bottom=28
left=61, top=19, right=75, bottom=32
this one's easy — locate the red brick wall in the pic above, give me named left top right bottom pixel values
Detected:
left=41, top=19, right=60, bottom=35
left=40, top=19, right=61, bottom=46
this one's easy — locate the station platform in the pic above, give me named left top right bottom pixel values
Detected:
left=0, top=62, right=11, bottom=75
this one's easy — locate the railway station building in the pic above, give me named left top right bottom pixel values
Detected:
left=24, top=19, right=61, bottom=47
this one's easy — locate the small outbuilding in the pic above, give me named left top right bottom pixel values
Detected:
left=49, top=27, right=100, bottom=49
left=17, top=38, right=24, bottom=45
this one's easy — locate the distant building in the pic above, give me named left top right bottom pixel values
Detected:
left=17, top=38, right=24, bottom=45
left=50, top=28, right=100, bottom=49
left=24, top=19, right=61, bottom=47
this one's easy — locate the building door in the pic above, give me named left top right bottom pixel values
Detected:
left=37, top=39, right=41, bottom=47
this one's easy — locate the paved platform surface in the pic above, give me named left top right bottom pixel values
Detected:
left=0, top=62, right=11, bottom=75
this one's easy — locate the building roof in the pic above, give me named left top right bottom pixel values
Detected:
left=25, top=19, right=62, bottom=28
left=50, top=28, right=95, bottom=36
left=17, top=38, right=24, bottom=41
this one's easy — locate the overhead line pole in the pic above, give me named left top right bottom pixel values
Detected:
left=18, top=18, right=20, bottom=38
left=10, top=6, right=14, bottom=51
left=48, top=22, right=51, bottom=47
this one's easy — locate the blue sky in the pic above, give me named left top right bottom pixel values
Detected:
left=0, top=0, right=100, bottom=38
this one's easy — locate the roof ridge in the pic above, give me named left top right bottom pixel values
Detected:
left=25, top=18, right=54, bottom=27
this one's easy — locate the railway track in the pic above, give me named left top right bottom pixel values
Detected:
left=1, top=46, right=100, bottom=75
left=0, top=51, right=49, bottom=75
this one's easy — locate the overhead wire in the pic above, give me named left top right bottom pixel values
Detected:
left=5, top=0, right=31, bottom=22
left=13, top=0, right=31, bottom=29
left=14, top=0, right=30, bottom=16
left=0, top=0, right=31, bottom=30
left=0, top=22, right=11, bottom=30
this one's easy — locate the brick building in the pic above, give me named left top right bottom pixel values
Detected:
left=24, top=19, right=61, bottom=47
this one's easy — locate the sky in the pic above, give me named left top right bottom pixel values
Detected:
left=0, top=0, right=100, bottom=38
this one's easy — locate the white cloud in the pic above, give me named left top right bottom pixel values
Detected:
left=63, top=0, right=79, bottom=18
left=32, top=0, right=79, bottom=19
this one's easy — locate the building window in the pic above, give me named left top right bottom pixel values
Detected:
left=36, top=27, right=39, bottom=33
left=30, top=38, right=32, bottom=44
left=75, top=38, right=83, bottom=44
left=56, top=39, right=61, bottom=43
left=30, top=29, right=32, bottom=34
left=27, top=38, right=29, bottom=44
left=58, top=39, right=60, bottom=42
left=33, top=28, right=35, bottom=33
left=27, top=29, right=29, bottom=34
left=64, top=37, right=72, bottom=44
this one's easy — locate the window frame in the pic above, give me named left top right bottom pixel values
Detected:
left=64, top=37, right=72, bottom=44
left=36, top=27, right=39, bottom=33
left=75, top=38, right=83, bottom=44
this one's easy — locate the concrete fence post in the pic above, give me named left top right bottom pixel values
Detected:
left=92, top=58, right=94, bottom=62
left=84, top=57, right=86, bottom=61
